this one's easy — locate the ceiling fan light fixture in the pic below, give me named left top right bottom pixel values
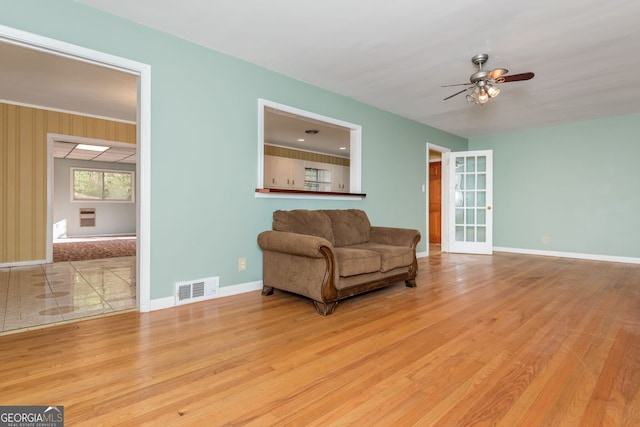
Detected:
left=478, top=89, right=489, bottom=104
left=486, top=84, right=500, bottom=98
left=443, top=53, right=534, bottom=105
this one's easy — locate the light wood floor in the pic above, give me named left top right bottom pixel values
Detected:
left=1, top=251, right=639, bottom=426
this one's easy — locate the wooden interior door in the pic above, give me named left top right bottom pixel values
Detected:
left=429, top=161, right=442, bottom=244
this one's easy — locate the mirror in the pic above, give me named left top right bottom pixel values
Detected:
left=257, top=99, right=361, bottom=194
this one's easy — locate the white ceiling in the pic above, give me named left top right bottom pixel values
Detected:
left=265, top=108, right=351, bottom=157
left=0, top=42, right=137, bottom=122
left=53, top=140, right=136, bottom=164
left=4, top=0, right=640, bottom=140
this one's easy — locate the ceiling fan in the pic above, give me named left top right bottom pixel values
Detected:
left=443, top=54, right=534, bottom=105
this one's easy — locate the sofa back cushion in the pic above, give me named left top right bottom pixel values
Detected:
left=322, top=209, right=371, bottom=247
left=273, top=209, right=335, bottom=245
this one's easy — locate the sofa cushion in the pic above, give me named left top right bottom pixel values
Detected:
left=273, top=210, right=335, bottom=245
left=333, top=247, right=381, bottom=277
left=350, top=243, right=414, bottom=272
left=322, top=209, right=371, bottom=247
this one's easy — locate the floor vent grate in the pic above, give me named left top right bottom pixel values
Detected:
left=175, top=277, right=219, bottom=305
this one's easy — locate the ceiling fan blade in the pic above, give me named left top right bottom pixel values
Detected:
left=488, top=68, right=508, bottom=80
left=499, top=72, right=535, bottom=83
left=443, top=88, right=468, bottom=101
left=441, top=82, right=473, bottom=88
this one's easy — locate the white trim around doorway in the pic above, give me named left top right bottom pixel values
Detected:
left=0, top=24, right=152, bottom=313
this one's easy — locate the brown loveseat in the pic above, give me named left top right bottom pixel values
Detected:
left=257, top=209, right=421, bottom=315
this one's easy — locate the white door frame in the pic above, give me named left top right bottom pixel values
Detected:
left=0, top=24, right=152, bottom=312
left=426, top=143, right=451, bottom=255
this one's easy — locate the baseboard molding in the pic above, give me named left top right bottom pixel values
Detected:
left=149, top=280, right=264, bottom=312
left=494, top=247, right=640, bottom=265
left=219, top=280, right=263, bottom=297
left=149, top=296, right=174, bottom=311
left=417, top=251, right=428, bottom=258
left=0, top=259, right=48, bottom=268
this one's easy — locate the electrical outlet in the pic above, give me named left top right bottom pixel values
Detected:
left=542, top=236, right=549, bottom=244
left=238, top=257, right=247, bottom=272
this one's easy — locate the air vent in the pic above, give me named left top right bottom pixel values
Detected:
left=79, top=208, right=96, bottom=227
left=175, top=276, right=219, bottom=305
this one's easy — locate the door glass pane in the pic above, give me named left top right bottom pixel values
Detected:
left=456, top=157, right=465, bottom=172
left=455, top=226, right=465, bottom=241
left=455, top=190, right=464, bottom=207
left=477, top=226, right=486, bottom=242
left=466, top=208, right=475, bottom=224
left=477, top=209, right=486, bottom=225
left=466, top=157, right=476, bottom=173
left=456, top=209, right=464, bottom=224
left=466, top=226, right=475, bottom=242
left=465, top=191, right=475, bottom=207
left=465, top=174, right=476, bottom=190
left=477, top=156, right=486, bottom=172
left=477, top=191, right=486, bottom=207
left=477, top=174, right=486, bottom=190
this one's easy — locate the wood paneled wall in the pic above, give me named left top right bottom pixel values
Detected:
left=0, top=103, right=136, bottom=264
left=264, top=144, right=350, bottom=167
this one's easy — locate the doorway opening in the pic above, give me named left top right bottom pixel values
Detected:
left=426, top=143, right=451, bottom=255
left=0, top=24, right=151, bottom=333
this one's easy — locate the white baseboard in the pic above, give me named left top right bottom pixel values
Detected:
left=417, top=251, right=428, bottom=258
left=493, top=247, right=640, bottom=265
left=219, top=280, right=263, bottom=297
left=0, top=259, right=48, bottom=268
left=149, top=280, right=264, bottom=312
left=149, top=296, right=174, bottom=311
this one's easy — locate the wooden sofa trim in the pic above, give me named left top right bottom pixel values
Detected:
left=313, top=234, right=420, bottom=315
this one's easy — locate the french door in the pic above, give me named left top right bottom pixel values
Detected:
left=446, top=150, right=493, bottom=254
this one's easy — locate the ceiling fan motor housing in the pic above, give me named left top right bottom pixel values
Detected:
left=470, top=71, right=489, bottom=83
left=470, top=53, right=489, bottom=83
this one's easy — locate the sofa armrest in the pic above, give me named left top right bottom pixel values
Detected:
left=258, top=230, right=334, bottom=258
left=369, top=226, right=421, bottom=248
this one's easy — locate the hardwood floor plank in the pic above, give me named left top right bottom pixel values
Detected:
left=1, top=252, right=639, bottom=426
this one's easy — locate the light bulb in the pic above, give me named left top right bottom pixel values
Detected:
left=486, top=84, right=500, bottom=98
left=478, top=89, right=489, bottom=104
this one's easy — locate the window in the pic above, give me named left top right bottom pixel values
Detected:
left=257, top=98, right=362, bottom=197
left=72, top=168, right=134, bottom=202
left=304, top=167, right=331, bottom=192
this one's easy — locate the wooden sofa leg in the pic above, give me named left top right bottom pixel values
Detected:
left=313, top=300, right=338, bottom=316
left=262, top=286, right=274, bottom=296
left=405, top=279, right=417, bottom=288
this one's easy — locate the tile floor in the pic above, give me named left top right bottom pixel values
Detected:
left=0, top=256, right=136, bottom=334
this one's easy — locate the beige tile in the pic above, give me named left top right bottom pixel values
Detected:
left=2, top=257, right=136, bottom=333
left=61, top=304, right=113, bottom=321
left=3, top=306, right=65, bottom=331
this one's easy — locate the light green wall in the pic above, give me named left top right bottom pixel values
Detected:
left=470, top=113, right=640, bottom=258
left=0, top=1, right=467, bottom=299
